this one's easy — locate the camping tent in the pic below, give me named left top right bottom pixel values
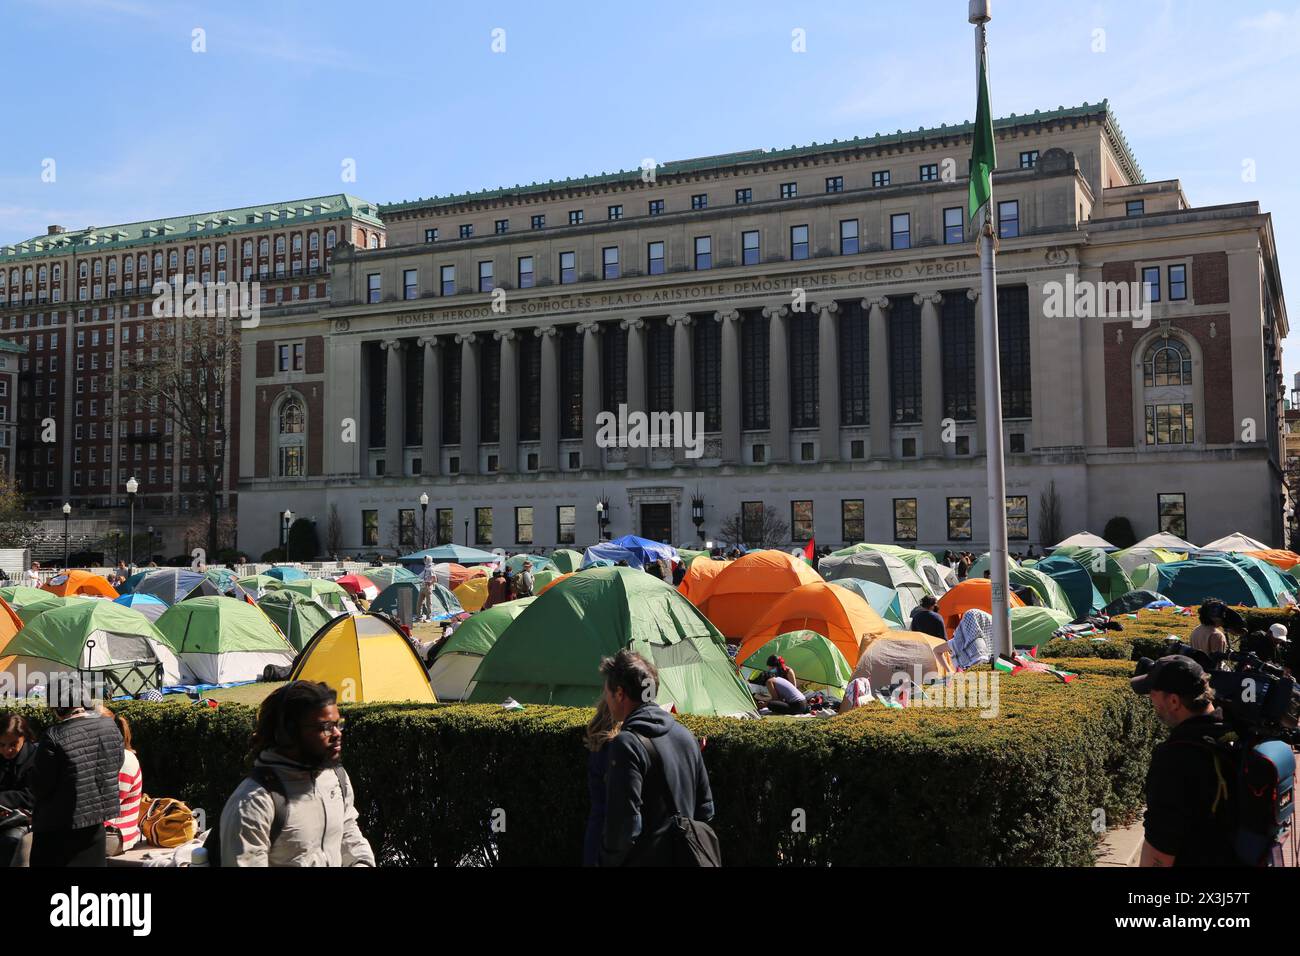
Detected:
left=274, top=578, right=350, bottom=612
left=334, top=573, right=379, bottom=601
left=0, top=600, right=180, bottom=696
left=1102, top=590, right=1172, bottom=616
left=830, top=578, right=914, bottom=629
left=582, top=535, right=678, bottom=570
left=0, top=598, right=22, bottom=655
left=818, top=550, right=927, bottom=599
left=1199, top=533, right=1270, bottom=553
left=550, top=549, right=585, bottom=574
left=291, top=614, right=436, bottom=703
left=935, top=579, right=1026, bottom=636
left=1154, top=558, right=1271, bottom=608
left=202, top=568, right=239, bottom=594
left=42, top=570, right=118, bottom=599
left=504, top=554, right=552, bottom=574
left=112, top=593, right=169, bottom=624
left=967, top=552, right=1019, bottom=581
left=8, top=593, right=68, bottom=626
left=155, top=596, right=295, bottom=684
left=1051, top=532, right=1116, bottom=551
left=1219, top=553, right=1295, bottom=605
left=1008, top=565, right=1075, bottom=615
left=852, top=632, right=955, bottom=690
left=235, top=574, right=280, bottom=599
left=735, top=581, right=889, bottom=669
left=738, top=630, right=853, bottom=691
left=537, top=572, right=573, bottom=595
left=467, top=567, right=756, bottom=716
left=1053, top=546, right=1134, bottom=603
left=531, top=568, right=564, bottom=593
left=1133, top=532, right=1199, bottom=552
left=372, top=580, right=464, bottom=621
left=829, top=543, right=952, bottom=596
left=431, top=563, right=484, bottom=590
left=427, top=597, right=536, bottom=701
left=363, top=566, right=420, bottom=590
left=454, top=575, right=490, bottom=612
left=400, top=545, right=500, bottom=567
left=699, top=550, right=823, bottom=640
left=0, top=585, right=65, bottom=622
left=1034, top=554, right=1107, bottom=621
left=676, top=556, right=730, bottom=607
left=1245, top=549, right=1300, bottom=572
left=1113, top=546, right=1185, bottom=575
left=1009, top=606, right=1071, bottom=648
left=264, top=566, right=309, bottom=582
left=676, top=549, right=709, bottom=567
left=131, top=569, right=218, bottom=605
left=258, top=590, right=337, bottom=653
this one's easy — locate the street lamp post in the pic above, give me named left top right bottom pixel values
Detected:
left=126, top=476, right=138, bottom=576
left=62, top=502, right=71, bottom=570
left=596, top=496, right=610, bottom=541
left=283, top=510, right=294, bottom=562
left=692, top=494, right=705, bottom=541
left=420, top=492, right=429, bottom=550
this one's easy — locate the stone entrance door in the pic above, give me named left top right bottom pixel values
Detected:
left=639, top=502, right=673, bottom=544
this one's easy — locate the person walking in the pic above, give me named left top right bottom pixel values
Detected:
left=418, top=556, right=438, bottom=622
left=582, top=698, right=621, bottom=866
left=516, top=561, right=535, bottom=599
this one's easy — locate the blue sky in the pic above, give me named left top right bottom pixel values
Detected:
left=3, top=0, right=1298, bottom=377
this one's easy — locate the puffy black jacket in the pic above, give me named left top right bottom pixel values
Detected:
left=31, top=712, right=124, bottom=833
left=0, top=739, right=38, bottom=811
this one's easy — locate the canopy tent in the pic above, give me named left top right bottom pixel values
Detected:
left=1102, top=589, right=1173, bottom=616
left=399, top=545, right=500, bottom=567
left=131, top=569, right=219, bottom=605
left=830, top=578, right=915, bottom=629
left=154, top=596, right=295, bottom=684
left=363, top=565, right=420, bottom=590
left=852, top=632, right=955, bottom=690
left=264, top=566, right=309, bottom=582
left=0, top=600, right=180, bottom=696
left=258, top=590, right=337, bottom=653
left=699, top=550, right=823, bottom=640
left=291, top=614, right=436, bottom=704
left=428, top=597, right=536, bottom=701
left=504, top=554, right=552, bottom=574
left=735, top=581, right=889, bottom=669
left=582, top=535, right=679, bottom=570
left=334, top=573, right=379, bottom=601
left=738, top=630, right=853, bottom=691
left=1154, top=558, right=1271, bottom=608
left=549, top=549, right=585, bottom=574
left=1050, top=532, right=1116, bottom=551
left=935, top=579, right=1026, bottom=636
left=676, top=556, right=730, bottom=607
left=467, top=567, right=756, bottom=717
left=453, top=575, right=490, bottom=612
left=1244, top=549, right=1300, bottom=572
left=1113, top=546, right=1185, bottom=575
left=274, top=578, right=350, bottom=612
left=1009, top=606, right=1072, bottom=648
left=1133, top=532, right=1199, bottom=552
left=43, top=570, right=119, bottom=599
left=1033, top=554, right=1107, bottom=621
left=372, top=580, right=464, bottom=621
left=111, top=592, right=169, bottom=624
left=235, top=574, right=281, bottom=599
left=1008, top=565, right=1075, bottom=615
left=1199, top=532, right=1269, bottom=553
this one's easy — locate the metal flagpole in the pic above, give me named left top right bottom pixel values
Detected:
left=971, top=1, right=1012, bottom=659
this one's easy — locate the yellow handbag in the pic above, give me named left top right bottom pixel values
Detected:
left=138, top=795, right=197, bottom=848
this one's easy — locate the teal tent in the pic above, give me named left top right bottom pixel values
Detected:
left=372, top=580, right=463, bottom=620
left=1009, top=565, right=1075, bottom=615
left=1054, top=545, right=1134, bottom=603
left=1155, top=558, right=1271, bottom=608
left=258, top=590, right=337, bottom=652
left=1034, top=554, right=1106, bottom=621
left=364, top=566, right=420, bottom=590
left=829, top=578, right=914, bottom=628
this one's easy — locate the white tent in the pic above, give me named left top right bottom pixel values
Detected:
left=1051, top=532, right=1116, bottom=551
left=1132, top=532, right=1198, bottom=552
left=1199, top=532, right=1269, bottom=553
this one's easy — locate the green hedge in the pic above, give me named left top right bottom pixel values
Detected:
left=4, top=661, right=1159, bottom=866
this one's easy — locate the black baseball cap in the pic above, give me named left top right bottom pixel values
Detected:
left=1130, top=655, right=1206, bottom=697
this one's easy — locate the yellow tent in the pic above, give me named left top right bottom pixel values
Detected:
left=454, top=575, right=490, bottom=612
left=289, top=614, right=436, bottom=704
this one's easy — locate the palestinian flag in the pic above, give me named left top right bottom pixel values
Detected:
left=968, top=33, right=997, bottom=222
left=802, top=536, right=816, bottom=567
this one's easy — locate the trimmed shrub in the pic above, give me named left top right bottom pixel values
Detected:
left=1102, top=517, right=1137, bottom=549
left=287, top=519, right=320, bottom=561
left=260, top=547, right=286, bottom=563
left=3, top=662, right=1158, bottom=866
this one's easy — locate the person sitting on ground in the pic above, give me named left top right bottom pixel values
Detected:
left=0, top=713, right=38, bottom=867
left=910, top=595, right=947, bottom=639
left=761, top=656, right=808, bottom=716
left=219, top=680, right=373, bottom=867
left=100, top=707, right=142, bottom=857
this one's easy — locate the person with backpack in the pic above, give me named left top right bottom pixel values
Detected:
left=1131, top=655, right=1239, bottom=866
left=217, top=680, right=374, bottom=867
left=516, top=561, right=535, bottom=598
left=598, top=649, right=718, bottom=866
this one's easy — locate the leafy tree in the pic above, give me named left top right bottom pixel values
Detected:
left=719, top=505, right=790, bottom=549
left=0, top=477, right=38, bottom=549
left=1102, top=516, right=1137, bottom=549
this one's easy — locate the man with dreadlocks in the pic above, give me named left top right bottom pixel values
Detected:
left=217, top=681, right=374, bottom=866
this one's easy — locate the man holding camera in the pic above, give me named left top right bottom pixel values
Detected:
left=1132, top=655, right=1238, bottom=866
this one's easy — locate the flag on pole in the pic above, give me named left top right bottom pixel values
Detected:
left=968, top=37, right=997, bottom=221
left=802, top=536, right=816, bottom=566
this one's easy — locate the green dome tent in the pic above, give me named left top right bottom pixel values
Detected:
left=531, top=568, right=564, bottom=592
left=258, top=590, right=337, bottom=652
left=155, top=596, right=295, bottom=684
left=549, top=549, right=585, bottom=574
left=1219, top=553, right=1296, bottom=606
left=1009, top=565, right=1075, bottom=615
left=235, top=574, right=280, bottom=599
left=0, top=586, right=68, bottom=625
left=273, top=577, right=351, bottom=612
left=1054, top=545, right=1134, bottom=603
left=968, top=552, right=1020, bottom=580
left=1034, top=554, right=1106, bottom=621
left=1155, top=558, right=1271, bottom=608
left=428, top=597, right=536, bottom=701
left=739, top=630, right=853, bottom=691
left=1009, top=606, right=1072, bottom=648
left=467, top=566, right=757, bottom=716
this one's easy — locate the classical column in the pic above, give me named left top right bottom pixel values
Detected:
left=580, top=321, right=604, bottom=471
left=916, top=292, right=944, bottom=456
left=969, top=288, right=984, bottom=454
left=456, top=332, right=479, bottom=475
left=864, top=296, right=892, bottom=459
left=419, top=336, right=441, bottom=476
left=816, top=301, right=840, bottom=462
left=763, top=305, right=790, bottom=463
left=496, top=329, right=519, bottom=473
left=717, top=310, right=742, bottom=465
left=621, top=317, right=647, bottom=467
left=381, top=338, right=405, bottom=477
left=537, top=325, right=559, bottom=472
left=668, top=313, right=694, bottom=465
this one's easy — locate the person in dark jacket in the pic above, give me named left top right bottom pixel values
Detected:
left=598, top=650, right=714, bottom=866
left=29, top=688, right=124, bottom=867
left=582, top=698, right=621, bottom=866
left=910, top=596, right=947, bottom=639
left=0, top=713, right=38, bottom=867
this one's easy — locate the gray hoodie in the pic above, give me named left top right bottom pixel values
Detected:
left=219, top=750, right=374, bottom=867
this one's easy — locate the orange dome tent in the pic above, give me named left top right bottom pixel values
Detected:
left=701, top=550, right=822, bottom=640
left=677, top=557, right=729, bottom=607
left=935, top=579, right=1024, bottom=636
left=0, top=596, right=22, bottom=658
left=736, top=581, right=888, bottom=668
left=1246, top=549, right=1300, bottom=572
left=42, top=570, right=119, bottom=599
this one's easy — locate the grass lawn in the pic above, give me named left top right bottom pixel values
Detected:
left=204, top=682, right=284, bottom=707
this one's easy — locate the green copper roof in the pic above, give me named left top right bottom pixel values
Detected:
left=381, top=100, right=1142, bottom=214
left=0, top=193, right=383, bottom=263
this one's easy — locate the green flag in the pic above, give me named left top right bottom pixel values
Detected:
left=968, top=45, right=996, bottom=221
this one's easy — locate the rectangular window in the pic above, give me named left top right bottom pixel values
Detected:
left=919, top=163, right=939, bottom=182
left=560, top=251, right=577, bottom=284
left=694, top=236, right=712, bottom=270
left=367, top=273, right=381, bottom=304
left=1142, top=266, right=1161, bottom=303
left=293, top=343, right=305, bottom=371
left=947, top=497, right=972, bottom=540
left=841, top=500, right=864, bottom=543
left=398, top=509, right=416, bottom=547
left=568, top=210, right=584, bottom=225
left=648, top=199, right=664, bottom=216
left=424, top=228, right=438, bottom=243
left=648, top=241, right=665, bottom=275
left=440, top=265, right=455, bottom=296
left=873, top=170, right=891, bottom=188
left=741, top=501, right=765, bottom=546
left=735, top=188, right=752, bottom=204
left=891, top=213, right=910, bottom=250
left=1126, top=200, right=1145, bottom=218
left=459, top=224, right=473, bottom=239
left=436, top=508, right=454, bottom=545
left=362, top=510, right=379, bottom=546
left=1158, top=493, right=1187, bottom=538
left=825, top=176, right=844, bottom=193
left=839, top=219, right=859, bottom=255
left=518, top=256, right=534, bottom=289
left=742, top=231, right=760, bottom=266
left=1145, top=403, right=1195, bottom=446
left=602, top=246, right=620, bottom=280
left=278, top=344, right=290, bottom=372
left=691, top=194, right=707, bottom=210
left=893, top=498, right=917, bottom=541
left=791, top=500, right=814, bottom=542
left=790, top=225, right=809, bottom=260
left=494, top=219, right=509, bottom=235
left=780, top=182, right=797, bottom=199
left=998, top=200, right=1020, bottom=239
left=944, top=207, right=964, bottom=244
left=478, top=260, right=494, bottom=292
left=475, top=506, right=493, bottom=545
left=515, top=506, right=534, bottom=544
left=607, top=205, right=623, bottom=221
left=403, top=269, right=418, bottom=300
left=1019, top=150, right=1039, bottom=169
left=1168, top=264, right=1187, bottom=301
left=531, top=214, right=545, bottom=230
left=1006, top=495, right=1029, bottom=540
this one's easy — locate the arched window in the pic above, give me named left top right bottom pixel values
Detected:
left=277, top=396, right=306, bottom=477
left=53, top=264, right=61, bottom=280
left=38, top=266, right=47, bottom=282
left=309, top=232, right=319, bottom=250
left=292, top=235, right=302, bottom=251
left=1142, top=335, right=1194, bottom=446
left=259, top=238, right=269, bottom=256
left=275, top=236, right=285, bottom=254
left=242, top=240, right=252, bottom=257
left=368, top=234, right=379, bottom=249
left=325, top=229, right=336, bottom=249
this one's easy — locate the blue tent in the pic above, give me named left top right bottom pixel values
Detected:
left=1219, top=553, right=1296, bottom=605
left=112, top=592, right=169, bottom=623
left=264, top=566, right=308, bottom=582
left=1034, top=554, right=1106, bottom=622
left=399, top=545, right=500, bottom=567
left=1155, top=558, right=1271, bottom=607
left=118, top=570, right=149, bottom=595
left=582, top=535, right=678, bottom=570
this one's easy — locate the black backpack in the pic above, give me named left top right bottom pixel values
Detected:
left=203, top=765, right=349, bottom=866
left=628, top=732, right=721, bottom=867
